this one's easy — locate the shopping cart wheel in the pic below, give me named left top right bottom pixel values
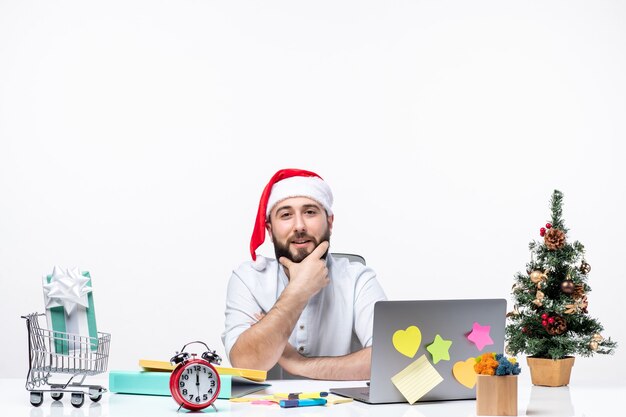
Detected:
left=70, top=392, right=85, bottom=408
left=30, top=391, right=44, bottom=407
left=89, top=386, right=103, bottom=402
left=50, top=392, right=64, bottom=401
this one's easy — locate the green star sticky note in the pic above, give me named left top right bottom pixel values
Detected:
left=426, top=334, right=452, bottom=364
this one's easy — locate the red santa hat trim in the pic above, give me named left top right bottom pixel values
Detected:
left=250, top=169, right=333, bottom=264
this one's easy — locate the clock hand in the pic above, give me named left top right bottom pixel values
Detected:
left=196, top=372, right=200, bottom=397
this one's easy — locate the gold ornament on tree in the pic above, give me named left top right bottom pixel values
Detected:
left=544, top=228, right=566, bottom=250
left=532, top=290, right=545, bottom=307
left=506, top=305, right=520, bottom=318
left=561, top=272, right=575, bottom=294
left=589, top=333, right=604, bottom=351
left=589, top=335, right=602, bottom=351
left=530, top=270, right=548, bottom=288
left=580, top=260, right=591, bottom=274
left=564, top=296, right=588, bottom=314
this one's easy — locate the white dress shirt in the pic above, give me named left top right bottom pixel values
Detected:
left=222, top=254, right=387, bottom=360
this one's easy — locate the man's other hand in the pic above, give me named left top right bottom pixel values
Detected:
left=277, top=343, right=306, bottom=376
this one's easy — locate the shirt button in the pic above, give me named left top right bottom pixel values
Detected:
left=298, top=346, right=304, bottom=353
left=299, top=324, right=305, bottom=330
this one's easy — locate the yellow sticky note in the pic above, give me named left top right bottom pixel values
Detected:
left=391, top=354, right=443, bottom=404
left=325, top=394, right=353, bottom=406
left=229, top=396, right=274, bottom=403
left=392, top=326, right=422, bottom=358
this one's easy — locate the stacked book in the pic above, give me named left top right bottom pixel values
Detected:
left=109, top=360, right=270, bottom=399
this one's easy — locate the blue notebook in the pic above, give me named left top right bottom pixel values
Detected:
left=109, top=371, right=271, bottom=399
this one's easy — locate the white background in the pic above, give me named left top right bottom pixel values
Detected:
left=1, top=0, right=624, bottom=382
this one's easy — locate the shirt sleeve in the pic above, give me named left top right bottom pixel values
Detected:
left=353, top=268, right=387, bottom=348
left=221, top=270, right=263, bottom=361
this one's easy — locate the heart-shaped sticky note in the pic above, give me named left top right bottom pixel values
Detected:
left=392, top=326, right=422, bottom=358
left=452, top=358, right=477, bottom=389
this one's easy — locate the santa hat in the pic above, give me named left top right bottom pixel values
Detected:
left=250, top=168, right=333, bottom=269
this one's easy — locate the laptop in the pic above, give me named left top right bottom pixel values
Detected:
left=331, top=299, right=506, bottom=404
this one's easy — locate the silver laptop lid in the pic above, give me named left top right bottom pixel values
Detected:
left=369, top=299, right=506, bottom=403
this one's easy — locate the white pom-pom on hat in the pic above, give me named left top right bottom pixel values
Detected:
left=251, top=255, right=268, bottom=271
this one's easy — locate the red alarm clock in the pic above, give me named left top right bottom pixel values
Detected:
left=169, top=341, right=222, bottom=412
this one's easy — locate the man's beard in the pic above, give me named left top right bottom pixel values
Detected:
left=273, top=229, right=331, bottom=263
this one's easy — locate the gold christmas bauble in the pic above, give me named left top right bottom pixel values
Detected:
left=589, top=341, right=599, bottom=351
left=580, top=261, right=592, bottom=274
left=530, top=270, right=547, bottom=287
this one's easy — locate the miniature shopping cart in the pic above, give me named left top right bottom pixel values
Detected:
left=22, top=313, right=111, bottom=408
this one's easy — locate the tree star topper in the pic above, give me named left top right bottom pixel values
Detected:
left=426, top=334, right=452, bottom=364
left=42, top=266, right=92, bottom=315
left=467, top=322, right=493, bottom=351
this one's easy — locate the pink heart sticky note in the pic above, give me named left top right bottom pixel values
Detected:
left=251, top=400, right=277, bottom=405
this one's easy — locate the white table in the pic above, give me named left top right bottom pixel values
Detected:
left=1, top=373, right=624, bottom=417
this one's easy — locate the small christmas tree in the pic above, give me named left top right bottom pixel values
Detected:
left=506, top=190, right=616, bottom=359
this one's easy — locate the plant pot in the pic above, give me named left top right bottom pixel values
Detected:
left=526, top=356, right=575, bottom=387
left=476, top=375, right=518, bottom=416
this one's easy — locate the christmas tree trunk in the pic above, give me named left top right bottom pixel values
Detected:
left=505, top=190, right=616, bottom=385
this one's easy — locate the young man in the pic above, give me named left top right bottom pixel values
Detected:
left=222, top=169, right=386, bottom=380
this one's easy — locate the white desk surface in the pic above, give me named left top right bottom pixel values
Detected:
left=1, top=373, right=624, bottom=417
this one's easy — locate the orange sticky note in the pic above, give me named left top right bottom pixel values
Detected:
left=453, top=357, right=478, bottom=389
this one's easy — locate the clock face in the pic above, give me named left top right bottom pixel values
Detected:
left=175, top=362, right=219, bottom=407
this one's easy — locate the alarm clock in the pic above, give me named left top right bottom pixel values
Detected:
left=169, top=341, right=222, bottom=412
